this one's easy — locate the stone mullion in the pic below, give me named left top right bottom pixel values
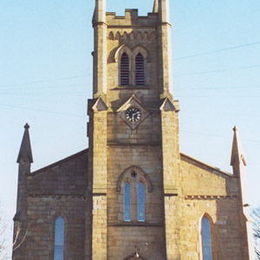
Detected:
left=131, top=181, right=137, bottom=222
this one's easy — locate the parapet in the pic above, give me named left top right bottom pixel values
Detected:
left=106, top=9, right=158, bottom=27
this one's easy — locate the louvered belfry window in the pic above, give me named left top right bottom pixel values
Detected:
left=135, top=53, right=145, bottom=86
left=120, top=53, right=129, bottom=85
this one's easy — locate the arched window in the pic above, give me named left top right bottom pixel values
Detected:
left=201, top=216, right=213, bottom=260
left=118, top=166, right=152, bottom=222
left=137, top=182, right=145, bottom=222
left=135, top=53, right=145, bottom=86
left=120, top=53, right=129, bottom=85
left=123, top=181, right=145, bottom=222
left=124, top=183, right=131, bottom=222
left=54, top=217, right=65, bottom=260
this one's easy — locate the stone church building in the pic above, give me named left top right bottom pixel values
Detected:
left=13, top=0, right=250, bottom=259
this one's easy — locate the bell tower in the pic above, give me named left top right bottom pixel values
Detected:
left=88, top=0, right=180, bottom=259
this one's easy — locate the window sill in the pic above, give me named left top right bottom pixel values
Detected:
left=111, top=85, right=149, bottom=90
left=108, top=222, right=163, bottom=227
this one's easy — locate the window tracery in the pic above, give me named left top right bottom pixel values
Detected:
left=115, top=45, right=148, bottom=87
left=117, top=166, right=152, bottom=222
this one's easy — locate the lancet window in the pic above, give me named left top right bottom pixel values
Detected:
left=116, top=45, right=148, bottom=87
left=54, top=217, right=65, bottom=260
left=123, top=182, right=131, bottom=221
left=120, top=53, right=130, bottom=86
left=117, top=166, right=152, bottom=223
left=201, top=215, right=213, bottom=260
left=135, top=53, right=145, bottom=86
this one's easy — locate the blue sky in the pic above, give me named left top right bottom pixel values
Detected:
left=1, top=0, right=260, bottom=257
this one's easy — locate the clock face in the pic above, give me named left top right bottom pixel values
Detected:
left=125, top=107, right=142, bottom=122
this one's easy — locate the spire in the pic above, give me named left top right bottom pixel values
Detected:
left=17, top=123, right=33, bottom=164
left=230, top=126, right=246, bottom=175
left=153, top=0, right=159, bottom=13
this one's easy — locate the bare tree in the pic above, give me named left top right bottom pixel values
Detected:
left=252, top=207, right=260, bottom=259
left=0, top=214, right=7, bottom=259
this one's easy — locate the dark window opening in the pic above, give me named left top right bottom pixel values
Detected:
left=120, top=53, right=129, bottom=85
left=135, top=53, right=145, bottom=86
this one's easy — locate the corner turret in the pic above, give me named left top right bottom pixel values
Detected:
left=17, top=123, right=33, bottom=164
left=230, top=126, right=246, bottom=175
left=15, top=124, right=32, bottom=222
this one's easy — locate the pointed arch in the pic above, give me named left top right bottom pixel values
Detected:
left=123, top=31, right=129, bottom=40
left=135, top=53, right=145, bottom=85
left=110, top=45, right=150, bottom=86
left=133, top=46, right=149, bottom=86
left=120, top=53, right=130, bottom=85
left=115, top=31, right=121, bottom=40
left=116, top=166, right=152, bottom=192
left=113, top=44, right=132, bottom=85
left=108, top=31, right=114, bottom=40
left=200, top=213, right=214, bottom=260
left=114, top=44, right=132, bottom=63
left=129, top=31, right=135, bottom=40
left=132, top=45, right=149, bottom=60
left=117, top=166, right=152, bottom=222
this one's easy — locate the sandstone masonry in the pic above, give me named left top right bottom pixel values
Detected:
left=12, top=1, right=250, bottom=259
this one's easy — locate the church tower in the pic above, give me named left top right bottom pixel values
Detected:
left=12, top=1, right=250, bottom=259
left=88, top=0, right=180, bottom=258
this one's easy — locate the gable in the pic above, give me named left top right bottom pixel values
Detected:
left=180, top=153, right=239, bottom=196
left=27, top=149, right=88, bottom=196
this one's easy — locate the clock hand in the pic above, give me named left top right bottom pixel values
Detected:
left=131, top=113, right=135, bottom=120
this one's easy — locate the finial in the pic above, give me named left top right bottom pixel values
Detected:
left=24, top=123, right=30, bottom=129
left=233, top=125, right=237, bottom=132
